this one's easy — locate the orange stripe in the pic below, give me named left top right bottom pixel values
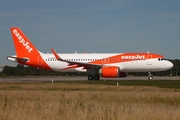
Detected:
left=90, top=53, right=163, bottom=64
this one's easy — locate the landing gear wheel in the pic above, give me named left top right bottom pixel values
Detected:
left=148, top=76, right=153, bottom=80
left=148, top=72, right=153, bottom=80
left=88, top=75, right=93, bottom=81
left=94, top=75, right=100, bottom=80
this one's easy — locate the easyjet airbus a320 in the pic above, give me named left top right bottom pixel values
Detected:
left=7, top=28, right=173, bottom=80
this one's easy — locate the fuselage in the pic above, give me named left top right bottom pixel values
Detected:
left=39, top=52, right=173, bottom=72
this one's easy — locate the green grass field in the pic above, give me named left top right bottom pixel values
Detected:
left=0, top=80, right=180, bottom=120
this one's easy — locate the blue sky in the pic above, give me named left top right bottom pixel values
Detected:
left=0, top=0, right=180, bottom=65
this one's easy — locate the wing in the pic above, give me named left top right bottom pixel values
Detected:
left=51, top=49, right=102, bottom=69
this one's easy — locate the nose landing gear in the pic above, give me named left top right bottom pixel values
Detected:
left=148, top=72, right=153, bottom=80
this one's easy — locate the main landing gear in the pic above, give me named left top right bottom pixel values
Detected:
left=88, top=75, right=100, bottom=81
left=148, top=72, right=153, bottom=80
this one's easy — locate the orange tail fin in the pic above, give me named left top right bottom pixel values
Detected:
left=10, top=27, right=52, bottom=70
left=10, top=28, right=39, bottom=58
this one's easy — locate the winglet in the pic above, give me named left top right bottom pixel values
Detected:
left=51, top=49, right=63, bottom=61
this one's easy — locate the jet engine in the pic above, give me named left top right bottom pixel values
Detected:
left=99, top=66, right=127, bottom=78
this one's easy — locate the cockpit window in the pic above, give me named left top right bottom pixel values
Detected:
left=158, top=58, right=166, bottom=61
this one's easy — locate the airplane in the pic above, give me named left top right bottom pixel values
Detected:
left=7, top=27, right=173, bottom=80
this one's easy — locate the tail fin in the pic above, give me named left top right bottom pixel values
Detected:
left=10, top=28, right=39, bottom=58
left=10, top=28, right=52, bottom=70
left=10, top=28, right=42, bottom=66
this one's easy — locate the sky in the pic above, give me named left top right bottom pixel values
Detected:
left=0, top=0, right=180, bottom=65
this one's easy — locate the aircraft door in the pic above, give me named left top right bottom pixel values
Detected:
left=147, top=55, right=152, bottom=65
left=37, top=55, right=43, bottom=66
left=101, top=58, right=109, bottom=64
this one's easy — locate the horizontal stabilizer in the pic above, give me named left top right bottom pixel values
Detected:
left=7, top=56, right=29, bottom=63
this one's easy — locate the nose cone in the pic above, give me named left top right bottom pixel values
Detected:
left=166, top=61, right=173, bottom=69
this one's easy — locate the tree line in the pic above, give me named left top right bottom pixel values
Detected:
left=0, top=64, right=87, bottom=77
left=0, top=59, right=180, bottom=77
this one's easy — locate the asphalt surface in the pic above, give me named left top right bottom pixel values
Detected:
left=0, top=76, right=180, bottom=82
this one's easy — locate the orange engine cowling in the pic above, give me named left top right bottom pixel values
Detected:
left=99, top=66, right=127, bottom=78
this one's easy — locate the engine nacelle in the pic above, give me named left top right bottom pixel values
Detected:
left=99, top=66, right=127, bottom=78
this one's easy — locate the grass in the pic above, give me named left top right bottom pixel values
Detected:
left=72, top=80, right=180, bottom=89
left=0, top=80, right=180, bottom=120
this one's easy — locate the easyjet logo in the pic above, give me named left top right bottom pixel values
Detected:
left=121, top=55, right=145, bottom=60
left=13, top=29, right=33, bottom=53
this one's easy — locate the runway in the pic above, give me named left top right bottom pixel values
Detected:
left=0, top=76, right=180, bottom=82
